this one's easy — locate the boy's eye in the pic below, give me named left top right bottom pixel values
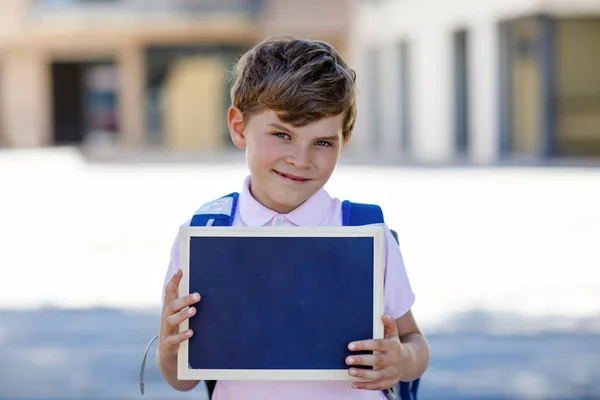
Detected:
left=274, top=132, right=290, bottom=140
left=315, top=141, right=332, bottom=147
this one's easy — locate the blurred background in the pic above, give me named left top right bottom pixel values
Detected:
left=1, top=0, right=599, bottom=399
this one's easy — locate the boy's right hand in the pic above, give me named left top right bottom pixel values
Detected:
left=159, top=268, right=201, bottom=359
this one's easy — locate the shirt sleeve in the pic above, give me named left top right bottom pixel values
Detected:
left=383, top=224, right=416, bottom=319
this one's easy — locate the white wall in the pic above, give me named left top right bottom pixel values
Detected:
left=348, top=0, right=587, bottom=164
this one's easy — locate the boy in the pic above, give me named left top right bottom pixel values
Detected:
left=156, top=36, right=430, bottom=399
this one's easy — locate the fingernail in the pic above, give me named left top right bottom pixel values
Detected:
left=188, top=307, right=195, bottom=315
left=348, top=343, right=356, bottom=350
left=193, top=293, right=200, bottom=301
left=349, top=369, right=357, bottom=376
left=352, top=383, right=359, bottom=389
left=187, top=330, right=193, bottom=337
left=347, top=357, right=355, bottom=365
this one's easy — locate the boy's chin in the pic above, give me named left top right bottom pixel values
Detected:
left=270, top=191, right=312, bottom=212
left=274, top=196, right=307, bottom=210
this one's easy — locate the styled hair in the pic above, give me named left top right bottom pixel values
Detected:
left=230, top=35, right=357, bottom=141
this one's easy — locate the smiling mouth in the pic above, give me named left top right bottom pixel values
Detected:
left=274, top=170, right=311, bottom=183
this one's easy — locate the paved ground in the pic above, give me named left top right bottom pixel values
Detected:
left=1, top=147, right=599, bottom=399
left=1, top=308, right=599, bottom=400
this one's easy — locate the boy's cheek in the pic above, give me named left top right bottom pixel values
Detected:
left=318, top=156, right=339, bottom=177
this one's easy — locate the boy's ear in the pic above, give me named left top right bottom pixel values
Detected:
left=228, top=106, right=246, bottom=149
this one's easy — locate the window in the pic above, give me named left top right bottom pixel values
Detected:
left=399, top=40, right=412, bottom=152
left=366, top=47, right=381, bottom=150
left=453, top=29, right=470, bottom=157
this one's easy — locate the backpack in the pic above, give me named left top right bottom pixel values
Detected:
left=140, top=193, right=420, bottom=400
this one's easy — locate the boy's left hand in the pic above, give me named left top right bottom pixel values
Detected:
left=346, top=315, right=408, bottom=390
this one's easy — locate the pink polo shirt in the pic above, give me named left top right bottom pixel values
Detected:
left=163, top=176, right=416, bottom=400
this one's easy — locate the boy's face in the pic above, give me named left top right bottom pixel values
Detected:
left=228, top=107, right=346, bottom=214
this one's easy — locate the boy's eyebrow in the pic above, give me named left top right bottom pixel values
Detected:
left=268, top=123, right=294, bottom=133
left=268, top=123, right=340, bottom=141
left=316, top=135, right=340, bottom=142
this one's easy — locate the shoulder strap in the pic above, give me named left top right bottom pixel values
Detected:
left=190, top=192, right=239, bottom=227
left=341, top=200, right=384, bottom=226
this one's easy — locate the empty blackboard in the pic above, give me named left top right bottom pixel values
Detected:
left=177, top=225, right=384, bottom=381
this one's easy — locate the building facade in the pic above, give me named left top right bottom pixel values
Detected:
left=0, top=0, right=351, bottom=150
left=349, top=0, right=600, bottom=163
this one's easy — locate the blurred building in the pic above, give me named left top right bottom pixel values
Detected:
left=350, top=0, right=600, bottom=163
left=0, top=0, right=351, bottom=150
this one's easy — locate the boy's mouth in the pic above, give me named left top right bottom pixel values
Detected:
left=274, top=170, right=311, bottom=183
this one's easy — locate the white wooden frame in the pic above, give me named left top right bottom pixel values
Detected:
left=178, top=225, right=385, bottom=381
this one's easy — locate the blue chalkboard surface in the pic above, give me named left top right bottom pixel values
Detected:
left=177, top=226, right=384, bottom=381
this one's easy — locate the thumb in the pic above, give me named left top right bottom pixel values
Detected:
left=382, top=315, right=399, bottom=340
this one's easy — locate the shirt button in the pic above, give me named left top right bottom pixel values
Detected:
left=275, top=218, right=284, bottom=226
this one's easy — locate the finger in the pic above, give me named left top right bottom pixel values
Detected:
left=352, top=379, right=396, bottom=391
left=163, top=269, right=183, bottom=309
left=165, top=329, right=194, bottom=347
left=346, top=354, right=389, bottom=368
left=382, top=315, right=399, bottom=340
left=167, top=293, right=201, bottom=316
left=348, top=339, right=391, bottom=353
left=166, top=306, right=197, bottom=330
left=348, top=367, right=384, bottom=381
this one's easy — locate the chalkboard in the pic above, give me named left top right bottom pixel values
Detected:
left=177, top=225, right=384, bottom=381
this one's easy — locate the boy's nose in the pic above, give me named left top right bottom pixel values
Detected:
left=287, top=147, right=311, bottom=169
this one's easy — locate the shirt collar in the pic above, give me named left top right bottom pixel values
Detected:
left=237, top=175, right=332, bottom=227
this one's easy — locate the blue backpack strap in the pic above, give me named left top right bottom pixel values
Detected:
left=341, top=200, right=384, bottom=226
left=190, top=192, right=239, bottom=227
left=343, top=200, right=420, bottom=400
left=397, top=378, right=420, bottom=400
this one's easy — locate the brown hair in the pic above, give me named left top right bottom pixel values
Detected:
left=230, top=35, right=357, bottom=141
